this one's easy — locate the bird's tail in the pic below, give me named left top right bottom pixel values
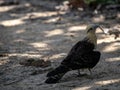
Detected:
left=45, top=65, right=69, bottom=84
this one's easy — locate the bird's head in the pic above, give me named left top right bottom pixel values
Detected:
left=86, top=24, right=105, bottom=34
left=85, top=24, right=106, bottom=47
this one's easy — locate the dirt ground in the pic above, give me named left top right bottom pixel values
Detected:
left=0, top=0, right=120, bottom=90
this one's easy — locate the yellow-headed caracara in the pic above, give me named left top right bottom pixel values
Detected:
left=45, top=24, right=106, bottom=84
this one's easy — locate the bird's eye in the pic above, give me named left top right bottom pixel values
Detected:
left=87, top=28, right=93, bottom=33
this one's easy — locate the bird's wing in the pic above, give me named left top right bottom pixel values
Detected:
left=61, top=40, right=95, bottom=65
left=81, top=51, right=101, bottom=68
left=62, top=51, right=100, bottom=70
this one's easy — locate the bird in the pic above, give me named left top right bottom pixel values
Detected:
left=45, top=24, right=106, bottom=84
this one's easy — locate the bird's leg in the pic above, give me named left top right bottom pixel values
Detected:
left=86, top=68, right=94, bottom=79
left=88, top=68, right=92, bottom=75
left=77, top=69, right=87, bottom=77
left=77, top=69, right=81, bottom=76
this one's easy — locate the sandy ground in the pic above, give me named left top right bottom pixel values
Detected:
left=0, top=0, right=120, bottom=90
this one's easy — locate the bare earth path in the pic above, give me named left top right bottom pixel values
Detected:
left=0, top=0, right=120, bottom=90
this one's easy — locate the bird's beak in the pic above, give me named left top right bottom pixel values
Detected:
left=98, top=26, right=109, bottom=35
